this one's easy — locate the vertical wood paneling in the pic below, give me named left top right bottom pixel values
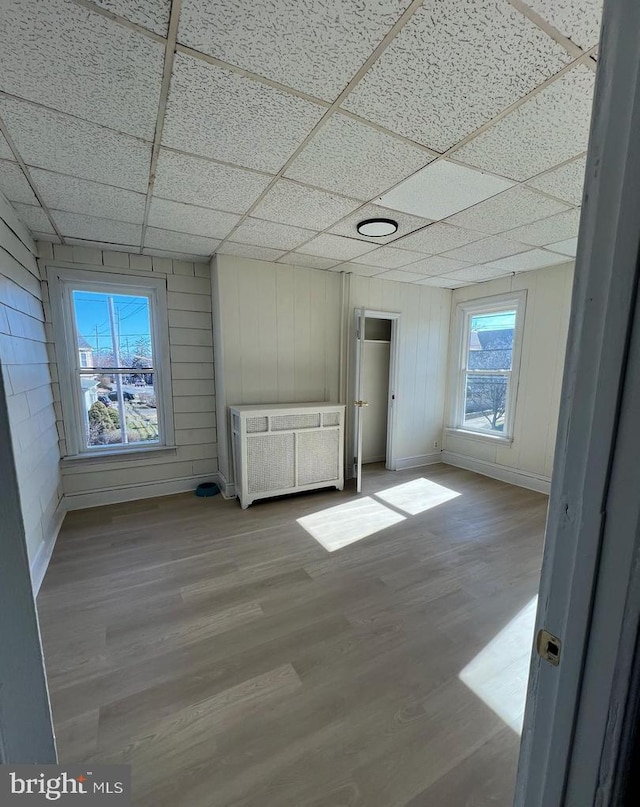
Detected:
left=275, top=265, right=295, bottom=402
left=214, top=256, right=343, bottom=481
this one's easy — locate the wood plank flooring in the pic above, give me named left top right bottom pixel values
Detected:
left=37, top=464, right=547, bottom=807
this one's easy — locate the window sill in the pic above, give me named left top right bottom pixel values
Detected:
left=61, top=445, right=177, bottom=468
left=444, top=427, right=513, bottom=446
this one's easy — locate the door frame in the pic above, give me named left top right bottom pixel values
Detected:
left=0, top=361, right=56, bottom=763
left=516, top=1, right=640, bottom=804
left=351, top=309, right=401, bottom=486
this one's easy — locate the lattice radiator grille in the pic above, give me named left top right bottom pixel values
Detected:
left=297, top=430, right=340, bottom=485
left=246, top=416, right=268, bottom=433
left=323, top=412, right=340, bottom=427
left=247, top=434, right=295, bottom=493
left=271, top=413, right=320, bottom=431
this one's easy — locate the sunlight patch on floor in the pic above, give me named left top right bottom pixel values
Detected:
left=375, top=477, right=461, bottom=515
left=297, top=496, right=406, bottom=552
left=459, top=596, right=538, bottom=734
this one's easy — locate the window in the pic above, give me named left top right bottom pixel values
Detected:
left=450, top=292, right=526, bottom=441
left=49, top=268, right=173, bottom=457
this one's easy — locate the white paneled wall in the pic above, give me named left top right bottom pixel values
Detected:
left=212, top=255, right=342, bottom=487
left=37, top=243, right=217, bottom=509
left=0, top=198, right=62, bottom=588
left=443, top=262, right=574, bottom=491
left=349, top=275, right=452, bottom=468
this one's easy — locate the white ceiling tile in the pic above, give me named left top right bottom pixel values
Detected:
left=148, top=198, right=240, bottom=239
left=299, top=233, right=377, bottom=261
left=230, top=217, right=316, bottom=251
left=178, top=0, right=413, bottom=101
left=486, top=249, right=570, bottom=272
left=217, top=242, right=285, bottom=262
left=440, top=265, right=513, bottom=282
left=285, top=114, right=433, bottom=200
left=0, top=133, right=13, bottom=159
left=0, top=97, right=152, bottom=192
left=30, top=169, right=146, bottom=224
left=377, top=160, right=515, bottom=219
left=92, top=0, right=171, bottom=36
left=154, top=149, right=272, bottom=214
left=524, top=0, right=603, bottom=49
left=374, top=269, right=428, bottom=283
left=251, top=180, right=360, bottom=231
left=547, top=237, right=578, bottom=257
left=415, top=276, right=469, bottom=288
left=406, top=256, right=471, bottom=276
left=339, top=263, right=387, bottom=277
left=527, top=156, right=587, bottom=206
left=329, top=203, right=430, bottom=244
left=454, top=66, right=595, bottom=181
left=394, top=222, right=484, bottom=254
left=13, top=203, right=54, bottom=234
left=442, top=236, right=530, bottom=264
left=504, top=208, right=581, bottom=245
left=342, top=0, right=573, bottom=152
left=351, top=246, right=424, bottom=269
left=0, top=0, right=164, bottom=139
left=277, top=253, right=339, bottom=270
left=53, top=211, right=142, bottom=245
left=446, top=186, right=570, bottom=235
left=0, top=161, right=38, bottom=205
left=162, top=53, right=324, bottom=173
left=145, top=227, right=219, bottom=255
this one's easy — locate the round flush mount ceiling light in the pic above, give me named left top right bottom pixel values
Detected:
left=356, top=218, right=398, bottom=237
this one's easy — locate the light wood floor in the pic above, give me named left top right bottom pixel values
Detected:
left=37, top=464, right=547, bottom=807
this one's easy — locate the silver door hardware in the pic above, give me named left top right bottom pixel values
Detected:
left=353, top=400, right=369, bottom=407
left=536, top=629, right=562, bottom=666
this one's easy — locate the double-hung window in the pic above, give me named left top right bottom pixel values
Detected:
left=450, top=291, right=526, bottom=441
left=49, top=267, right=174, bottom=457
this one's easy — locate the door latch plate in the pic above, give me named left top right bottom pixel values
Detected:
left=536, top=628, right=561, bottom=666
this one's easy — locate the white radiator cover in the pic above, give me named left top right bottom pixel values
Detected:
left=230, top=403, right=345, bottom=508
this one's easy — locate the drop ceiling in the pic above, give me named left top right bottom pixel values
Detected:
left=0, top=0, right=602, bottom=288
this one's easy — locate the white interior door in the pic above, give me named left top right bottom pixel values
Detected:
left=362, top=340, right=390, bottom=463
left=353, top=307, right=366, bottom=493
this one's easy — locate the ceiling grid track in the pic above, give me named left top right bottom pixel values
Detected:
left=139, top=0, right=182, bottom=253
left=0, top=115, right=64, bottom=243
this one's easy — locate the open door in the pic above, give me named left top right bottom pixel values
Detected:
left=351, top=309, right=400, bottom=492
left=353, top=307, right=366, bottom=494
left=516, top=3, right=640, bottom=804
left=0, top=363, right=56, bottom=763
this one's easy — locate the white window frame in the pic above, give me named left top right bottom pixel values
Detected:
left=47, top=265, right=175, bottom=458
left=447, top=290, right=527, bottom=444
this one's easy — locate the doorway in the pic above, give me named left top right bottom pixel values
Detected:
left=361, top=317, right=391, bottom=464
left=352, top=308, right=400, bottom=492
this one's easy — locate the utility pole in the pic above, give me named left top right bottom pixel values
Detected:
left=107, top=296, right=128, bottom=445
left=94, top=325, right=100, bottom=365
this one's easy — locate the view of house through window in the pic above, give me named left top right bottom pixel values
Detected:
left=72, top=290, right=160, bottom=449
left=462, top=309, right=517, bottom=436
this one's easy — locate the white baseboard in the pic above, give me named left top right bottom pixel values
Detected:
left=215, top=471, right=236, bottom=499
left=395, top=452, right=443, bottom=471
left=441, top=450, right=551, bottom=494
left=64, top=474, right=217, bottom=511
left=30, top=501, right=66, bottom=595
